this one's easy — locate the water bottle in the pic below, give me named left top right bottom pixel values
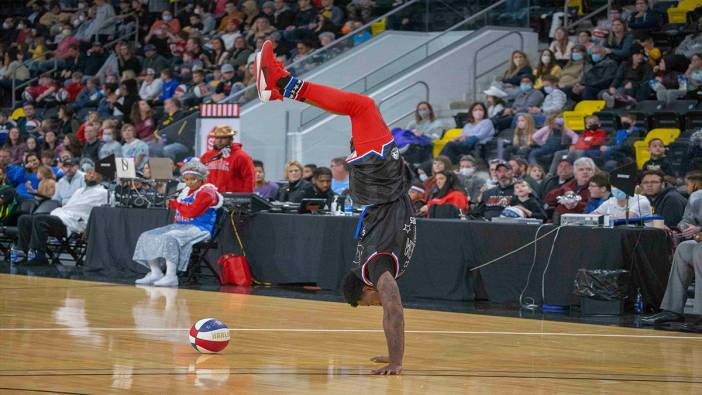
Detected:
left=344, top=195, right=353, bottom=216
left=10, top=244, right=17, bottom=264
left=678, top=74, right=688, bottom=91
left=634, top=288, right=645, bottom=314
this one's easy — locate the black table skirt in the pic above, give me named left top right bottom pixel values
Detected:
left=84, top=208, right=673, bottom=308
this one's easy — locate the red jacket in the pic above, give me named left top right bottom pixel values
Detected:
left=200, top=143, right=255, bottom=193
left=427, top=190, right=469, bottom=211
left=544, top=179, right=590, bottom=215
left=573, top=129, right=607, bottom=150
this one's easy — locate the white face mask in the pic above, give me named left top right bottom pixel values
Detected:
left=2, top=23, right=10, bottom=29
left=62, top=30, right=71, bottom=37
left=419, top=173, right=428, bottom=182
left=541, top=55, right=551, bottom=64
left=460, top=167, right=475, bottom=176
left=163, top=15, right=172, bottom=21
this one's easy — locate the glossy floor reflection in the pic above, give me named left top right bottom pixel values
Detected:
left=2, top=273, right=702, bottom=393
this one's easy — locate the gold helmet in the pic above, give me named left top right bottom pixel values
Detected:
left=209, top=125, right=237, bottom=138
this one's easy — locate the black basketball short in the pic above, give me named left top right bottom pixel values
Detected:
left=352, top=195, right=417, bottom=286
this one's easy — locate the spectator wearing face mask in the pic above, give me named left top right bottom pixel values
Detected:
left=546, top=115, right=606, bottom=175
left=149, top=9, right=181, bottom=36
left=496, top=75, right=544, bottom=131
left=529, top=113, right=578, bottom=167
left=533, top=49, right=561, bottom=90
left=440, top=102, right=495, bottom=164
left=400, top=101, right=443, bottom=168
left=600, top=113, right=644, bottom=169
left=559, top=45, right=587, bottom=89
left=98, top=127, right=122, bottom=160
left=456, top=155, right=487, bottom=203
left=593, top=185, right=652, bottom=221
left=501, top=50, right=533, bottom=89
left=569, top=46, right=618, bottom=100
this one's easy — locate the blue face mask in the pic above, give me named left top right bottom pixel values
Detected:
left=544, top=86, right=554, bottom=94
left=572, top=53, right=584, bottom=61
left=612, top=188, right=626, bottom=200
left=591, top=54, right=602, bottom=63
left=102, top=135, right=113, bottom=143
left=520, top=83, right=532, bottom=92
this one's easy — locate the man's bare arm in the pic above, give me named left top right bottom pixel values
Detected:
left=373, top=271, right=404, bottom=375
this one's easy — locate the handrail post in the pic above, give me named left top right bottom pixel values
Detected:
left=11, top=78, right=16, bottom=109
left=425, top=0, right=430, bottom=32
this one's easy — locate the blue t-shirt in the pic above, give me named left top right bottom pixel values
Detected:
left=332, top=177, right=349, bottom=195
left=7, top=165, right=39, bottom=199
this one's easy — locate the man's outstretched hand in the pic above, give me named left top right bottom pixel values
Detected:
left=371, top=363, right=403, bottom=375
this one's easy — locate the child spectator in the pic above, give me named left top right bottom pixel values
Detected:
left=505, top=179, right=546, bottom=220
left=642, top=138, right=674, bottom=176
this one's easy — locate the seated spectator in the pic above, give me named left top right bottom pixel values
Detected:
left=330, top=157, right=349, bottom=195
left=685, top=53, right=702, bottom=100
left=59, top=133, right=83, bottom=159
left=52, top=158, right=85, bottom=206
left=7, top=152, right=40, bottom=199
left=640, top=170, right=687, bottom=228
left=548, top=115, right=606, bottom=175
left=639, top=34, right=661, bottom=68
left=116, top=42, right=142, bottom=77
left=604, top=19, right=633, bottom=62
left=158, top=69, right=180, bottom=102
left=641, top=203, right=702, bottom=325
left=533, top=49, right=561, bottom=89
left=525, top=163, right=545, bottom=196
left=98, top=127, right=122, bottom=160
left=509, top=157, right=529, bottom=179
left=532, top=75, right=567, bottom=125
left=529, top=114, right=578, bottom=167
left=0, top=112, right=14, bottom=145
left=570, top=46, right=618, bottom=100
left=24, top=76, right=60, bottom=107
left=440, top=103, right=494, bottom=164
left=142, top=44, right=169, bottom=75
left=407, top=102, right=443, bottom=140
left=229, top=36, right=253, bottom=70
left=577, top=30, right=593, bottom=52
left=686, top=171, right=702, bottom=205
left=71, top=78, right=103, bottom=110
left=545, top=157, right=596, bottom=219
left=500, top=50, right=533, bottom=90
left=133, top=158, right=221, bottom=287
left=420, top=155, right=452, bottom=193
left=132, top=100, right=157, bottom=142
left=484, top=87, right=508, bottom=122
left=651, top=55, right=691, bottom=104
left=17, top=104, right=41, bottom=139
left=81, top=123, right=102, bottom=163
left=253, top=160, right=279, bottom=200
left=603, top=45, right=653, bottom=107
left=5, top=127, right=27, bottom=164
left=139, top=68, right=163, bottom=102
left=456, top=155, right=487, bottom=203
left=277, top=160, right=312, bottom=202
left=121, top=123, right=149, bottom=171
left=109, top=79, right=140, bottom=124
left=150, top=9, right=181, bottom=35
left=57, top=106, right=80, bottom=137
left=284, top=0, right=319, bottom=43
left=300, top=166, right=336, bottom=209
left=0, top=166, right=19, bottom=226
left=26, top=165, right=57, bottom=202
left=408, top=182, right=426, bottom=215
left=600, top=112, right=644, bottom=169
left=24, top=137, right=40, bottom=159
left=549, top=27, right=574, bottom=65
left=585, top=172, right=612, bottom=213
left=476, top=161, right=515, bottom=220
left=303, top=163, right=317, bottom=182
left=594, top=186, right=652, bottom=221
left=642, top=138, right=674, bottom=176
left=272, top=0, right=296, bottom=30
left=628, top=0, right=660, bottom=34
left=507, top=114, right=536, bottom=160
left=496, top=75, right=544, bottom=130
left=676, top=17, right=702, bottom=59
left=419, top=171, right=468, bottom=218
left=505, top=179, right=546, bottom=220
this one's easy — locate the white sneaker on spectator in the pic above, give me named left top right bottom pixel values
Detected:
left=135, top=271, right=164, bottom=285
left=153, top=274, right=179, bottom=287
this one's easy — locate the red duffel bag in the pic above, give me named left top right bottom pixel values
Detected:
left=218, top=253, right=252, bottom=286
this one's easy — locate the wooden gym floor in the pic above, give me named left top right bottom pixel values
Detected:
left=1, top=274, right=702, bottom=394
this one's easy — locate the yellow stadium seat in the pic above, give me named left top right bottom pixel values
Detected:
left=668, top=7, right=689, bottom=24
left=634, top=128, right=681, bottom=169
left=371, top=18, right=386, bottom=36
left=562, top=101, right=605, bottom=131
left=433, top=128, right=462, bottom=158
left=574, top=100, right=606, bottom=113
left=11, top=107, right=25, bottom=121
left=567, top=0, right=585, bottom=16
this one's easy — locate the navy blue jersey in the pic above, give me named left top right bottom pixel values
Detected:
left=346, top=141, right=413, bottom=206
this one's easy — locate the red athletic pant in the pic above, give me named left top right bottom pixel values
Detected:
left=298, top=82, right=392, bottom=157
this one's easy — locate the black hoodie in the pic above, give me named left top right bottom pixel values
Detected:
left=651, top=186, right=688, bottom=227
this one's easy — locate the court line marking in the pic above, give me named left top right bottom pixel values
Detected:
left=0, top=327, right=701, bottom=339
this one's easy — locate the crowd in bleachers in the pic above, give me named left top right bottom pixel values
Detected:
left=387, top=1, right=702, bottom=226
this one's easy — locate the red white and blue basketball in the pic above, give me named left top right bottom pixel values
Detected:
left=189, top=318, right=230, bottom=353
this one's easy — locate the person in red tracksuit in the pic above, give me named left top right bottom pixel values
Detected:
left=200, top=125, right=255, bottom=193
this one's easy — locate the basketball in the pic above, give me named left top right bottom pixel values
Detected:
left=189, top=318, right=231, bottom=353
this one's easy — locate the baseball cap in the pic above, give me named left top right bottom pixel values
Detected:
left=144, top=44, right=156, bottom=52
left=146, top=68, right=156, bottom=75
left=558, top=154, right=575, bottom=165
left=62, top=157, right=80, bottom=166
left=494, top=159, right=510, bottom=170
left=221, top=64, right=234, bottom=73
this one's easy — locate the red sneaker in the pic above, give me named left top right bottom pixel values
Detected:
left=255, top=40, right=289, bottom=102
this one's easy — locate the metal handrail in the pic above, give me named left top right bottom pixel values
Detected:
left=471, top=30, right=526, bottom=102
left=220, top=0, right=425, bottom=105
left=563, top=0, right=611, bottom=30
left=298, top=0, right=523, bottom=129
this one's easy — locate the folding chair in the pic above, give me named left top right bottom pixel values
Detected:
left=184, top=207, right=228, bottom=285
left=0, top=199, right=37, bottom=258
left=28, top=200, right=86, bottom=266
